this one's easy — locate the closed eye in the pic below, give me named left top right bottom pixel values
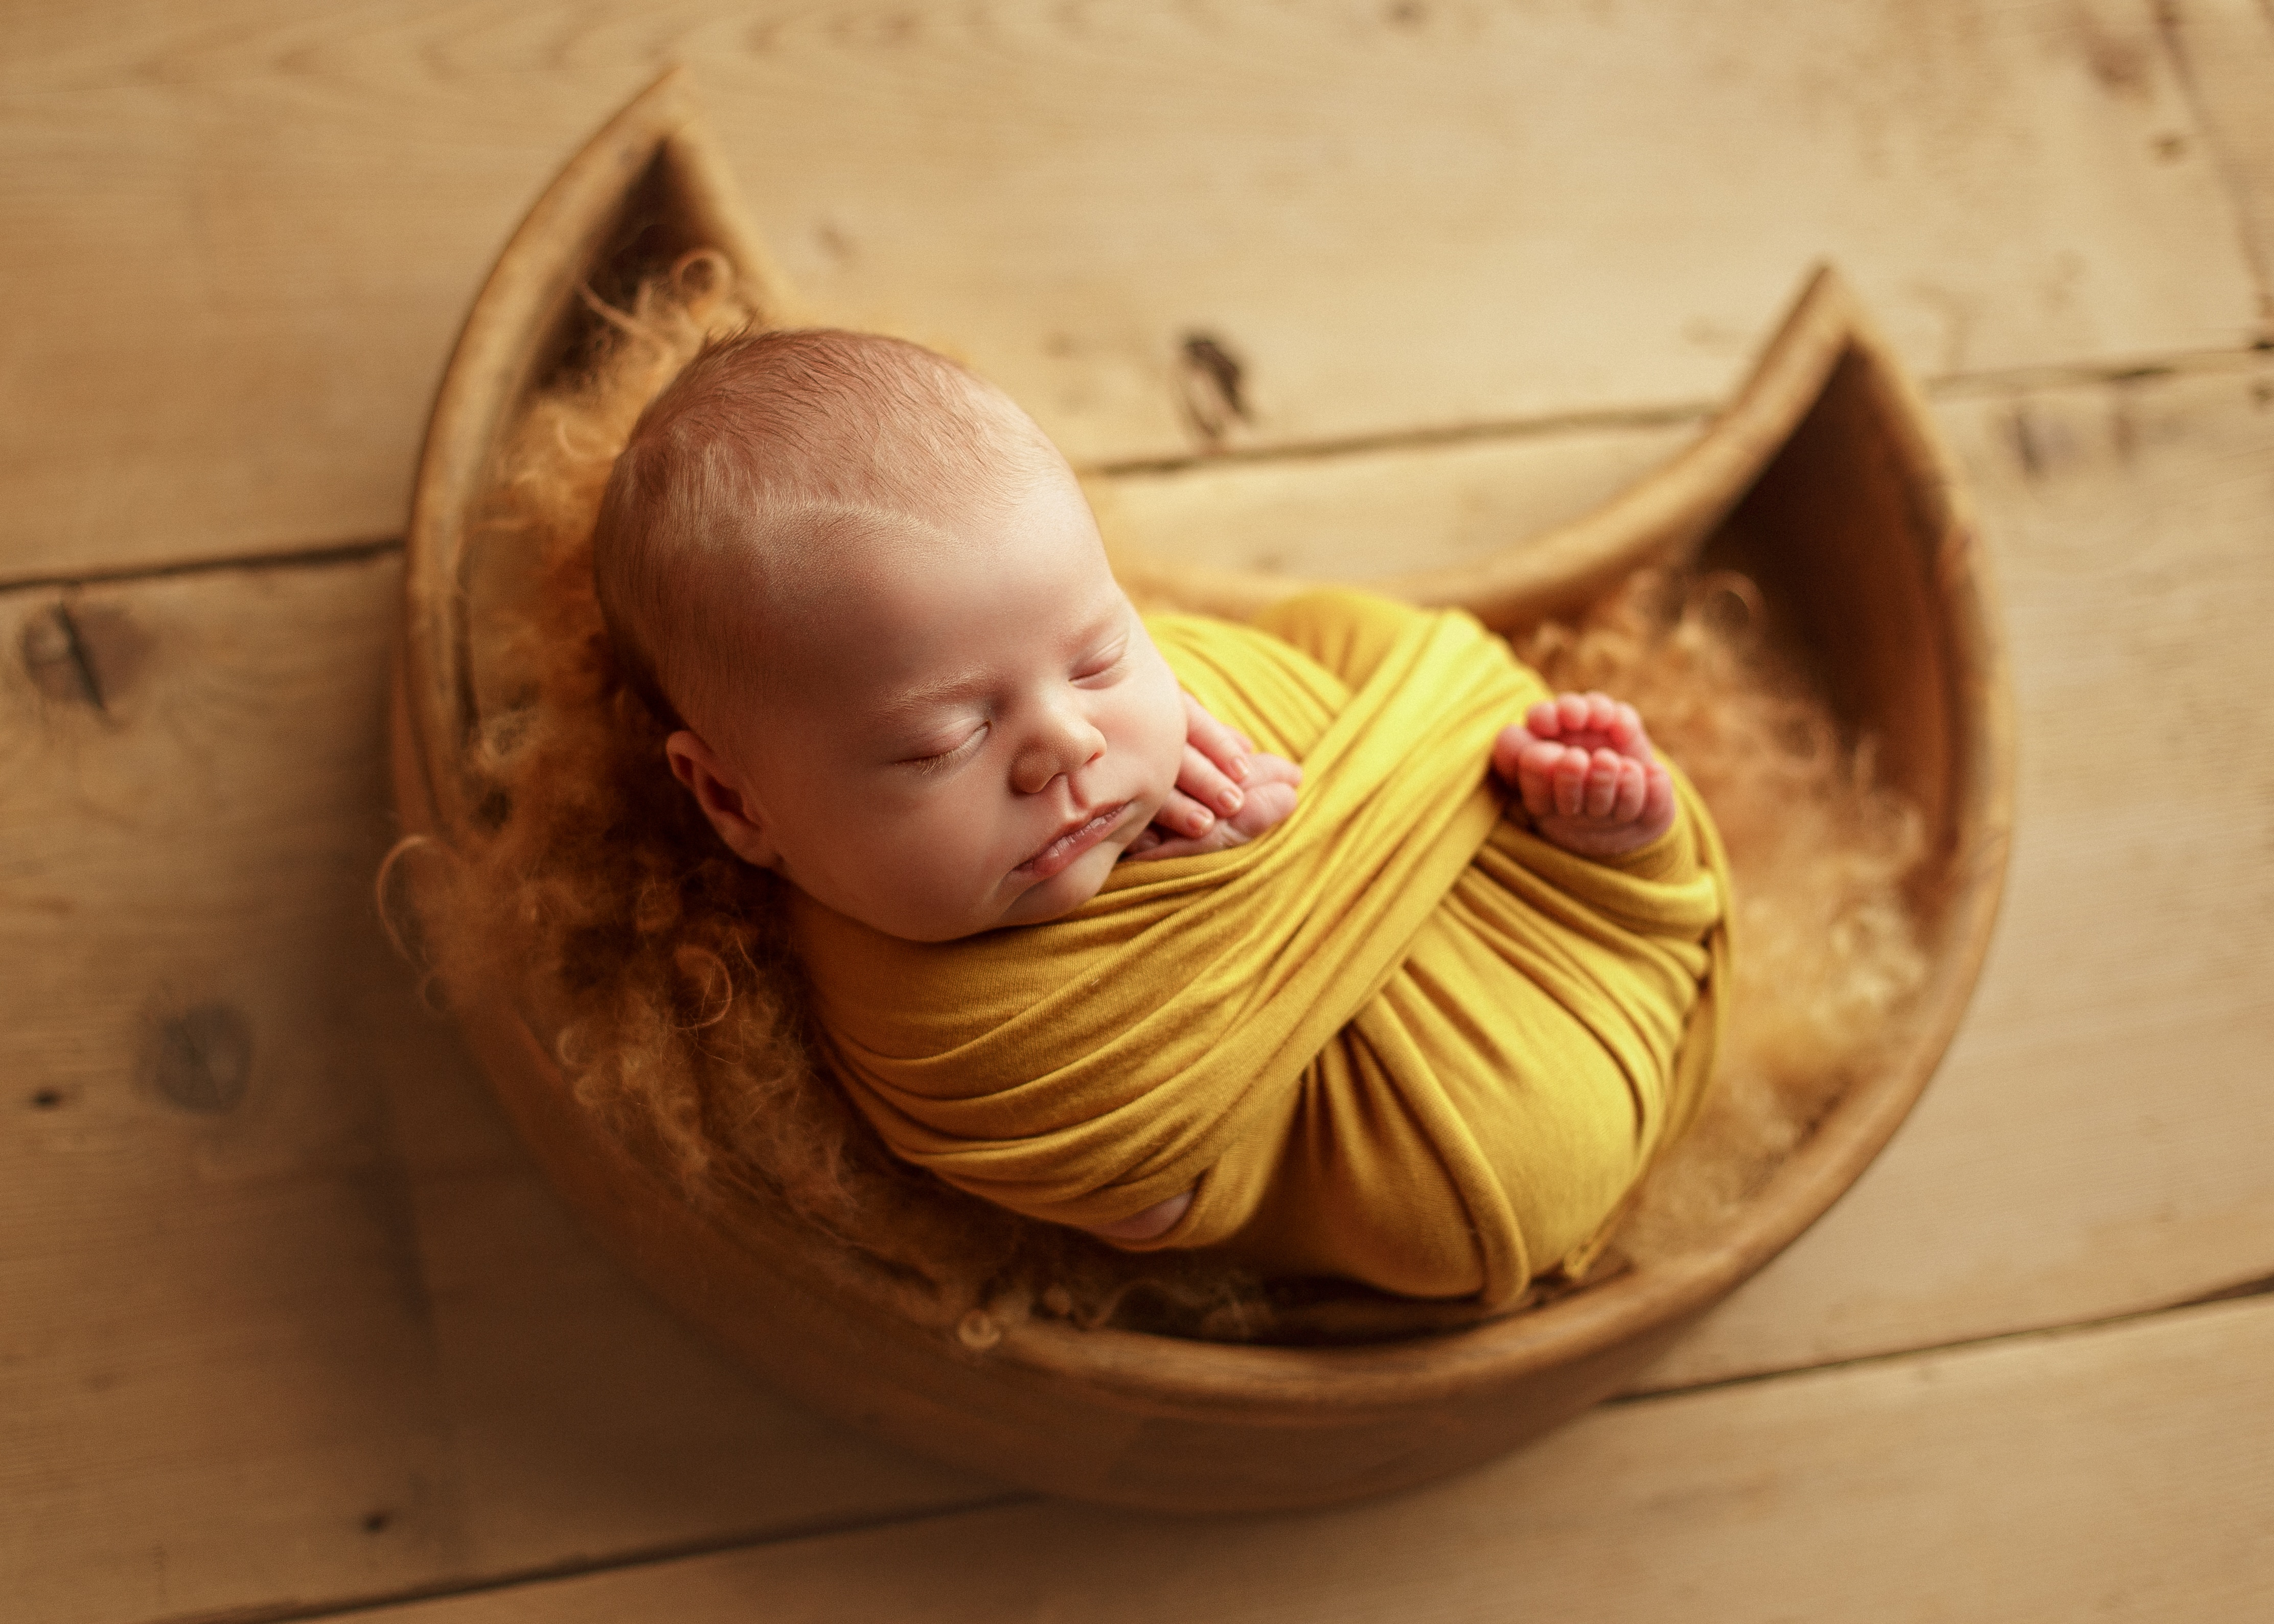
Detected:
left=1073, top=638, right=1130, bottom=685
left=899, top=723, right=987, bottom=774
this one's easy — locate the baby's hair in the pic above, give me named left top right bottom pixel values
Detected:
left=593, top=327, right=1065, bottom=732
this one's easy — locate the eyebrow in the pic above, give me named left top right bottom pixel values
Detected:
left=872, top=603, right=1128, bottom=720
left=874, top=670, right=991, bottom=721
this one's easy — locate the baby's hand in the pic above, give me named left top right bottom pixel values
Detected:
left=1125, top=692, right=1302, bottom=861
left=1492, top=690, right=1677, bottom=860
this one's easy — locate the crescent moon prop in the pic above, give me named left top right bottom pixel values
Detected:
left=394, top=68, right=2012, bottom=1512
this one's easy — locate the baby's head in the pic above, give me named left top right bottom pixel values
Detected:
left=593, top=329, right=1187, bottom=943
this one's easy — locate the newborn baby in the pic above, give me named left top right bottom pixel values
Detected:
left=594, top=328, right=1726, bottom=1304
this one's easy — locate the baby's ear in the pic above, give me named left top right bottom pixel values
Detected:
left=664, top=730, right=782, bottom=870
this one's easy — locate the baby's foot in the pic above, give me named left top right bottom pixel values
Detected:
left=1491, top=690, right=1676, bottom=860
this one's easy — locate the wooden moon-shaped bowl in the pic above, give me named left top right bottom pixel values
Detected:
left=393, top=69, right=2012, bottom=1512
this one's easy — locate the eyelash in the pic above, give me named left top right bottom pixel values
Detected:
left=1075, top=643, right=1128, bottom=684
left=899, top=640, right=1128, bottom=771
left=904, top=725, right=987, bottom=774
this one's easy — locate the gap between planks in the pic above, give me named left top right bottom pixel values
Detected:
left=212, top=1281, right=2274, bottom=1624
left=5, top=0, right=2260, bottom=582
left=277, top=1294, right=2274, bottom=1624
left=8, top=353, right=2269, bottom=1624
left=2, top=341, right=2265, bottom=597
left=165, top=1493, right=1041, bottom=1624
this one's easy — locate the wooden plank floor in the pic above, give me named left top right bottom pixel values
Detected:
left=4, top=4, right=2270, bottom=1622
left=2, top=0, right=2263, bottom=582
left=350, top=1297, right=2274, bottom=1624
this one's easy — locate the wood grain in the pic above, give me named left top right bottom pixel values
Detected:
left=0, top=559, right=994, bottom=1624
left=342, top=1295, right=2274, bottom=1623
left=1087, top=420, right=1698, bottom=587
left=392, top=78, right=2013, bottom=1512
left=2, top=3, right=2264, bottom=1614
left=1, top=0, right=2261, bottom=582
left=4, top=355, right=2266, bottom=1617
left=2161, top=0, right=2274, bottom=329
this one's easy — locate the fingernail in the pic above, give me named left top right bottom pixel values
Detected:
left=1190, top=807, right=1215, bottom=832
left=1219, top=786, right=1243, bottom=814
left=1231, top=756, right=1251, bottom=782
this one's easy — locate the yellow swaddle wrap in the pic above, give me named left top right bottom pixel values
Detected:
left=793, top=591, right=1731, bottom=1306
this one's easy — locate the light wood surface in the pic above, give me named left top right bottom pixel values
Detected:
left=1088, top=421, right=1699, bottom=587
left=2163, top=0, right=2274, bottom=327
left=0, top=0, right=2261, bottom=583
left=0, top=562, right=992, bottom=1624
left=349, top=1296, right=2274, bottom=1624
left=5, top=357, right=2267, bottom=1619
left=396, top=78, right=2009, bottom=1509
left=5, top=1, right=2270, bottom=1617
left=1640, top=354, right=2274, bottom=1386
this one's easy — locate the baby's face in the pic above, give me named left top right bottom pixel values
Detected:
left=688, top=470, right=1187, bottom=942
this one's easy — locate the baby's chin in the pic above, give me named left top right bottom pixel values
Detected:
left=991, top=831, right=1133, bottom=932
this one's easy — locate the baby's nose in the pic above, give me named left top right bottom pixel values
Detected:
left=1011, top=703, right=1107, bottom=796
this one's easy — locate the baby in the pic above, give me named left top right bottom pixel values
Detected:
left=594, top=328, right=1722, bottom=1302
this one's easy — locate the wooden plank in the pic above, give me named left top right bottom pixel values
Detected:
left=1, top=0, right=2262, bottom=582
left=341, top=1294, right=2274, bottom=1623
left=0, top=559, right=994, bottom=1624
left=2161, top=0, right=2274, bottom=329
left=1639, top=355, right=2274, bottom=1386
left=1087, top=418, right=1698, bottom=585
left=4, top=372, right=2268, bottom=1619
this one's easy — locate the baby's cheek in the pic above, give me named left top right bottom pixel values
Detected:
left=1132, top=672, right=1190, bottom=805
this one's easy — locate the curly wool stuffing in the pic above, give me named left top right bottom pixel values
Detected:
left=398, top=255, right=1927, bottom=1343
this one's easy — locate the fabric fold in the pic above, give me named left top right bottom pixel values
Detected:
left=793, top=590, right=1730, bottom=1306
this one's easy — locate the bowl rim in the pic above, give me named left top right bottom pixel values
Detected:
left=395, top=67, right=2016, bottom=1417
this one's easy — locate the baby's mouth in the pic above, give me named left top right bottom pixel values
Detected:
left=1014, top=802, right=1133, bottom=882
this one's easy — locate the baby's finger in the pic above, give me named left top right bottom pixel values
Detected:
left=1229, top=780, right=1301, bottom=840
left=1242, top=750, right=1304, bottom=788
left=1180, top=691, right=1252, bottom=783
left=1498, top=727, right=1551, bottom=811
left=1154, top=786, right=1219, bottom=839
left=1515, top=746, right=1554, bottom=819
left=1584, top=748, right=1623, bottom=818
left=1177, top=741, right=1246, bottom=817
left=1553, top=745, right=1590, bottom=817
left=1642, top=763, right=1676, bottom=831
left=1612, top=758, right=1648, bottom=823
